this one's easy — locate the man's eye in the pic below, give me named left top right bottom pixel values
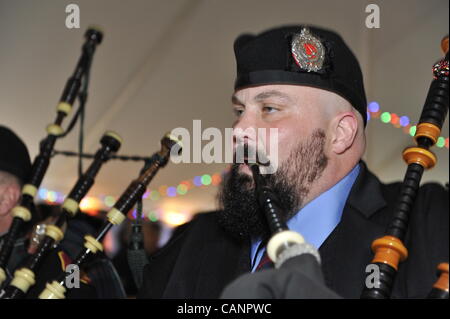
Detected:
left=234, top=109, right=244, bottom=117
left=263, top=106, right=278, bottom=113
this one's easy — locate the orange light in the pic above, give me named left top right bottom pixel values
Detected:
left=162, top=210, right=191, bottom=227
left=158, top=185, right=168, bottom=197
left=390, top=113, right=399, bottom=125
left=79, top=196, right=102, bottom=215
left=180, top=180, right=193, bottom=190
left=212, top=173, right=222, bottom=186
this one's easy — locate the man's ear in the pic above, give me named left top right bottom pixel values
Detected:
left=329, top=112, right=358, bottom=155
left=0, top=184, right=21, bottom=216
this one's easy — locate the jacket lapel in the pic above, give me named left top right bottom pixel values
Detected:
left=319, top=161, right=388, bottom=298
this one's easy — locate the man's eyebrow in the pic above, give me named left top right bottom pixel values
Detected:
left=231, top=95, right=244, bottom=106
left=254, top=90, right=292, bottom=103
left=231, top=90, right=292, bottom=106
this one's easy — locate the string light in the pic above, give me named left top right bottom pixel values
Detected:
left=104, top=195, right=116, bottom=207
left=38, top=189, right=48, bottom=200
left=211, top=173, right=222, bottom=186
left=150, top=190, right=160, bottom=201
left=390, top=113, right=399, bottom=126
left=380, top=112, right=391, bottom=123
left=166, top=186, right=177, bottom=197
left=147, top=210, right=159, bottom=222
left=201, top=174, right=212, bottom=186
left=193, top=176, right=203, bottom=187
left=399, top=116, right=410, bottom=127
left=177, top=184, right=188, bottom=195
left=367, top=102, right=448, bottom=149
left=368, top=102, right=380, bottom=113
left=436, top=137, right=446, bottom=148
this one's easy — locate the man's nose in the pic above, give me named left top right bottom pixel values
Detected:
left=232, top=112, right=259, bottom=145
left=233, top=110, right=257, bottom=130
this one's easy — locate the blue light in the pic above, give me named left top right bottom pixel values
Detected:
left=193, top=176, right=202, bottom=187
left=368, top=101, right=380, bottom=113
left=399, top=116, right=410, bottom=127
left=167, top=186, right=177, bottom=197
left=38, top=188, right=48, bottom=199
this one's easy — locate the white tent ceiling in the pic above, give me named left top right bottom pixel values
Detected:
left=0, top=0, right=448, bottom=219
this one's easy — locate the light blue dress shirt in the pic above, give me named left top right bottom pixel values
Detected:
left=250, top=164, right=360, bottom=272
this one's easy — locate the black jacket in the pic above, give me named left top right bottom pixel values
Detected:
left=138, top=162, right=449, bottom=299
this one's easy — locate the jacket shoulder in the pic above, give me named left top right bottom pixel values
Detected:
left=381, top=180, right=448, bottom=213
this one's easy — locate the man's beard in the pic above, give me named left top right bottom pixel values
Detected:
left=217, top=129, right=328, bottom=241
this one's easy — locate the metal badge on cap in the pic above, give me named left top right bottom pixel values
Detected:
left=291, top=27, right=325, bottom=72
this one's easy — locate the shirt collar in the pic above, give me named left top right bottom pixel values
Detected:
left=250, top=163, right=360, bottom=271
left=286, top=163, right=360, bottom=249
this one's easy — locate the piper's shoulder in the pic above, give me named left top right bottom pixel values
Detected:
left=384, top=180, right=448, bottom=196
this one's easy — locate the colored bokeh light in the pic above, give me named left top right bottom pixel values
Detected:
left=158, top=185, right=168, bottom=196
left=38, top=188, right=48, bottom=200
left=79, top=197, right=102, bottom=214
left=390, top=113, right=399, bottom=125
left=368, top=101, right=380, bottom=113
left=180, top=180, right=192, bottom=190
left=436, top=136, right=445, bottom=148
left=167, top=186, right=177, bottom=197
left=193, top=176, right=202, bottom=187
left=104, top=195, right=116, bottom=207
left=148, top=210, right=159, bottom=222
left=163, top=211, right=190, bottom=227
left=177, top=184, right=188, bottom=195
left=399, top=116, right=410, bottom=127
left=201, top=174, right=212, bottom=186
left=150, top=190, right=160, bottom=201
left=211, top=173, right=222, bottom=186
left=380, top=112, right=391, bottom=123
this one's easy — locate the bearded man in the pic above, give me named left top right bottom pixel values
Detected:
left=138, top=25, right=448, bottom=299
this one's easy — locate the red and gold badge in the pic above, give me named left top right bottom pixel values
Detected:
left=291, top=27, right=325, bottom=72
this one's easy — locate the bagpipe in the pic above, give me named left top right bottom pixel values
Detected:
left=1, top=131, right=122, bottom=298
left=0, top=28, right=182, bottom=299
left=37, top=133, right=181, bottom=299
left=0, top=28, right=103, bottom=288
left=222, top=35, right=449, bottom=299
left=361, top=35, right=449, bottom=299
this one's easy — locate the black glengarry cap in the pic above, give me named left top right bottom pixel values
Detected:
left=233, top=25, right=367, bottom=126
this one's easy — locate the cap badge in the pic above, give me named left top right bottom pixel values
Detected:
left=291, top=27, right=325, bottom=72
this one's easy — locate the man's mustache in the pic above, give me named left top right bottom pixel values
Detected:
left=233, top=143, right=271, bottom=167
